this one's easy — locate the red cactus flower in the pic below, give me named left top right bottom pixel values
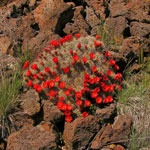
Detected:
left=59, top=82, right=66, bottom=88
left=75, top=92, right=82, bottom=98
left=76, top=100, right=83, bottom=106
left=57, top=101, right=63, bottom=109
left=64, top=34, right=72, bottom=41
left=82, top=112, right=88, bottom=117
left=96, top=35, right=100, bottom=39
left=105, top=51, right=110, bottom=57
left=43, top=81, right=48, bottom=88
left=45, top=67, right=50, bottom=73
left=65, top=116, right=72, bottom=123
left=36, top=85, right=42, bottom=92
left=27, top=80, right=32, bottom=87
left=67, top=105, right=72, bottom=111
left=52, top=57, right=58, bottom=63
left=91, top=92, right=98, bottom=98
left=94, top=77, right=100, bottom=83
left=100, top=82, right=105, bottom=87
left=94, top=87, right=100, bottom=92
left=102, top=85, right=109, bottom=92
left=49, top=80, right=55, bottom=88
left=92, top=65, right=97, bottom=72
left=60, top=97, right=64, bottom=101
left=96, top=97, right=102, bottom=104
left=94, top=41, right=102, bottom=46
left=64, top=110, right=71, bottom=116
left=90, top=53, right=95, bottom=59
left=50, top=40, right=59, bottom=47
left=61, top=104, right=67, bottom=111
left=114, top=73, right=122, bottom=80
left=114, top=64, right=119, bottom=70
left=33, top=84, right=39, bottom=90
left=82, top=57, right=87, bottom=63
left=31, top=64, right=38, bottom=70
left=110, top=59, right=115, bottom=65
left=73, top=55, right=79, bottom=61
left=77, top=43, right=81, bottom=48
left=59, top=38, right=66, bottom=44
left=49, top=90, right=55, bottom=97
left=26, top=70, right=31, bottom=77
left=23, top=61, right=29, bottom=69
left=65, top=90, right=70, bottom=96
left=117, top=85, right=122, bottom=90
left=54, top=76, right=60, bottom=82
left=33, top=74, right=38, bottom=79
left=108, top=85, right=114, bottom=92
left=85, top=100, right=91, bottom=107
left=70, top=50, right=73, bottom=55
left=103, top=76, right=108, bottom=81
left=63, top=66, right=69, bottom=73
left=107, top=70, right=112, bottom=76
left=107, top=96, right=113, bottom=102
left=51, top=72, right=56, bottom=76
left=104, top=97, right=109, bottom=103
left=75, top=33, right=80, bottom=38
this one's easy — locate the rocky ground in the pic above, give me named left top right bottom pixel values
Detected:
left=0, top=0, right=150, bottom=149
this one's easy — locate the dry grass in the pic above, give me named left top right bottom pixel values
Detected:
left=117, top=71, right=150, bottom=149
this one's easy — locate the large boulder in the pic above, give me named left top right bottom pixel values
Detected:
left=7, top=122, right=59, bottom=150
left=63, top=115, right=100, bottom=150
left=91, top=114, right=132, bottom=149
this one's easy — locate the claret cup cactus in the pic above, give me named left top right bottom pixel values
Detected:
left=23, top=34, right=122, bottom=123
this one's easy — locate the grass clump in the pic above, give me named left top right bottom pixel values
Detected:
left=0, top=66, right=22, bottom=138
left=117, top=71, right=150, bottom=149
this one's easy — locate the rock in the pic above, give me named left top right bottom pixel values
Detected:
left=130, top=22, right=150, bottom=37
left=0, top=36, right=12, bottom=54
left=91, top=114, right=132, bottom=149
left=85, top=0, right=109, bottom=20
left=126, top=0, right=150, bottom=22
left=63, top=115, right=100, bottom=150
left=63, top=6, right=89, bottom=36
left=42, top=100, right=64, bottom=123
left=8, top=112, right=33, bottom=132
left=105, top=16, right=128, bottom=37
left=0, top=52, right=18, bottom=76
left=109, top=0, right=129, bottom=17
left=21, top=89, right=40, bottom=116
left=95, top=103, right=116, bottom=121
left=121, top=36, right=144, bottom=56
left=7, top=122, right=59, bottom=150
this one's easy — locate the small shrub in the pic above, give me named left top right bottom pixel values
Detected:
left=23, top=34, right=122, bottom=122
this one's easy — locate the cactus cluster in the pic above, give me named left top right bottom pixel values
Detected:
left=23, top=34, right=122, bottom=122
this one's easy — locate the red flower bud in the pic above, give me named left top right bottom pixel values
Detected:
left=31, top=64, right=38, bottom=70
left=23, top=61, right=29, bottom=69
